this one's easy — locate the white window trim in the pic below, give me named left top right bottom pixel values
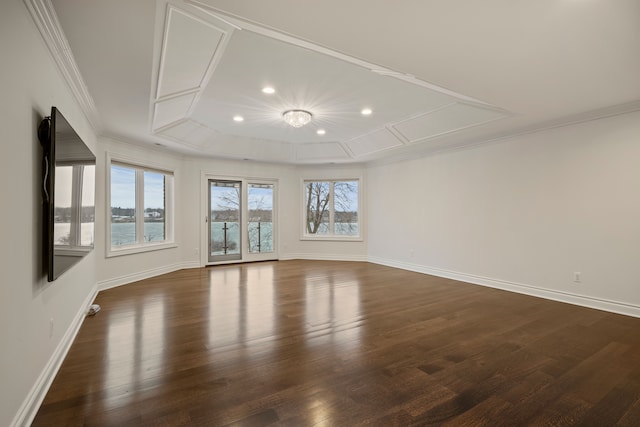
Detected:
left=106, top=154, right=176, bottom=257
left=300, top=177, right=363, bottom=242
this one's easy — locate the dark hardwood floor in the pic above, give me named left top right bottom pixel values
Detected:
left=33, top=260, right=640, bottom=426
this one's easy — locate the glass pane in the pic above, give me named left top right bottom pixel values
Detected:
left=334, top=181, right=359, bottom=235
left=111, top=165, right=136, bottom=246
left=305, top=181, right=330, bottom=234
left=144, top=171, right=165, bottom=243
left=248, top=184, right=273, bottom=253
left=210, top=182, right=241, bottom=256
left=53, top=166, right=72, bottom=245
left=80, top=165, right=95, bottom=246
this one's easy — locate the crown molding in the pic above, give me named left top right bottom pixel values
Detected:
left=23, top=0, right=102, bottom=132
left=367, top=100, right=640, bottom=167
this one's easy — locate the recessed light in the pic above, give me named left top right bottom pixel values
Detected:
left=316, top=129, right=326, bottom=135
left=361, top=108, right=373, bottom=116
left=262, top=87, right=275, bottom=94
left=233, top=115, right=244, bottom=122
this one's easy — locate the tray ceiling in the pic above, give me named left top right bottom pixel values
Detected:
left=46, top=0, right=640, bottom=164
left=150, top=2, right=508, bottom=163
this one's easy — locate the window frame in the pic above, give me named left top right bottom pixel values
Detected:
left=300, top=177, right=363, bottom=242
left=106, top=154, right=176, bottom=257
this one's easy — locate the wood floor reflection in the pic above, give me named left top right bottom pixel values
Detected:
left=33, top=260, right=640, bottom=426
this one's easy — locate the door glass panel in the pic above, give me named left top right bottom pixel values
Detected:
left=248, top=183, right=273, bottom=253
left=209, top=181, right=241, bottom=261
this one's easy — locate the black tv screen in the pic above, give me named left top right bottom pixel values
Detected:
left=39, top=107, right=96, bottom=281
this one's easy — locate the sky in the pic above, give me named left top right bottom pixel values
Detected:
left=111, top=165, right=165, bottom=209
left=210, top=183, right=274, bottom=211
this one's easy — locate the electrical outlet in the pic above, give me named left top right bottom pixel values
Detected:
left=49, top=318, right=54, bottom=338
left=194, top=248, right=199, bottom=255
left=573, top=272, right=581, bottom=283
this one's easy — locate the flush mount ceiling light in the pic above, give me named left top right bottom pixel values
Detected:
left=282, top=109, right=312, bottom=128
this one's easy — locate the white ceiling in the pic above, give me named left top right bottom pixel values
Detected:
left=50, top=0, right=640, bottom=164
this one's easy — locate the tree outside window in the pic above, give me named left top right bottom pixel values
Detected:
left=304, top=180, right=359, bottom=238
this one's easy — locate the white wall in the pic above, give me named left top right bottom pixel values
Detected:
left=0, top=1, right=98, bottom=425
left=95, top=137, right=185, bottom=289
left=367, top=110, right=640, bottom=316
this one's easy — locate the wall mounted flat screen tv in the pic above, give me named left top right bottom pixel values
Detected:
left=39, top=107, right=96, bottom=281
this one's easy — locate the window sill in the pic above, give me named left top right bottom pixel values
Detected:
left=107, top=241, right=177, bottom=258
left=300, top=235, right=363, bottom=242
left=55, top=246, right=93, bottom=256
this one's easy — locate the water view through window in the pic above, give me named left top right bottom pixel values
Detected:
left=111, top=164, right=167, bottom=248
left=208, top=181, right=274, bottom=262
left=305, top=180, right=359, bottom=237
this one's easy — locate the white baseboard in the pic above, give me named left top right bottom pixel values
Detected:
left=97, top=261, right=198, bottom=291
left=280, top=253, right=368, bottom=262
left=368, top=256, right=640, bottom=318
left=12, top=285, right=98, bottom=427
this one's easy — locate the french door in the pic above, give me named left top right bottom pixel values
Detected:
left=207, top=178, right=276, bottom=264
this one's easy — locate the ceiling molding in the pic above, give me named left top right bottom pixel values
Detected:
left=345, top=127, right=405, bottom=158
left=147, top=1, right=510, bottom=163
left=154, top=5, right=230, bottom=100
left=368, top=100, right=640, bottom=168
left=43, top=0, right=640, bottom=165
left=151, top=3, right=233, bottom=133
left=391, top=102, right=509, bottom=144
left=496, top=100, right=640, bottom=140
left=153, top=93, right=197, bottom=131
left=186, top=0, right=497, bottom=109
left=23, top=0, right=102, bottom=132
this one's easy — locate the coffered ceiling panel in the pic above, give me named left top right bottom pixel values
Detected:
left=160, top=119, right=292, bottom=162
left=153, top=93, right=196, bottom=130
left=189, top=27, right=459, bottom=145
left=155, top=6, right=227, bottom=99
left=393, top=103, right=509, bottom=144
left=346, top=128, right=405, bottom=158
left=160, top=119, right=201, bottom=141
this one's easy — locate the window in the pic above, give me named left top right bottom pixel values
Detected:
left=303, top=179, right=360, bottom=239
left=54, top=164, right=95, bottom=249
left=108, top=160, right=174, bottom=255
